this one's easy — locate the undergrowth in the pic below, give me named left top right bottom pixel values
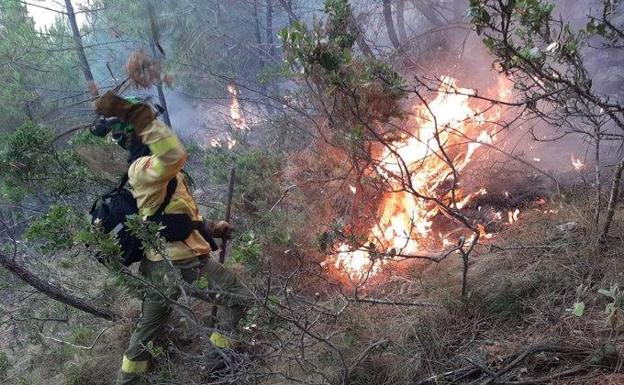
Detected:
left=2, top=182, right=623, bottom=385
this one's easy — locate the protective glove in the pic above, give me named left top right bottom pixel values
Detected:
left=91, top=117, right=130, bottom=138
left=202, top=220, right=235, bottom=239
left=93, top=91, right=156, bottom=133
left=214, top=221, right=235, bottom=239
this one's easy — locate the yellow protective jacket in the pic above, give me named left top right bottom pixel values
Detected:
left=128, top=120, right=211, bottom=261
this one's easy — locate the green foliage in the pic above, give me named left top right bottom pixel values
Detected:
left=0, top=0, right=45, bottom=127
left=469, top=0, right=587, bottom=74
left=229, top=231, right=262, bottom=274
left=0, top=0, right=84, bottom=130
left=70, top=325, right=95, bottom=346
left=68, top=129, right=110, bottom=147
left=91, top=0, right=275, bottom=97
left=483, top=279, right=533, bottom=318
left=598, top=284, right=624, bottom=328
left=512, top=0, right=554, bottom=32
left=585, top=19, right=608, bottom=37
left=280, top=0, right=405, bottom=103
left=204, top=144, right=304, bottom=270
left=125, top=214, right=168, bottom=255
left=195, top=276, right=209, bottom=290
left=75, top=220, right=122, bottom=264
left=146, top=340, right=164, bottom=358
left=315, top=230, right=337, bottom=252
left=205, top=146, right=283, bottom=213
left=63, top=359, right=113, bottom=385
left=0, top=122, right=91, bottom=201
left=279, top=0, right=406, bottom=175
left=590, top=343, right=618, bottom=365
left=58, top=259, right=75, bottom=269
left=324, top=0, right=355, bottom=44
left=204, top=145, right=238, bottom=183
left=0, top=122, right=54, bottom=200
left=55, top=325, right=97, bottom=362
left=16, top=374, right=35, bottom=385
left=24, top=205, right=79, bottom=255
left=64, top=364, right=89, bottom=385
left=567, top=301, right=585, bottom=317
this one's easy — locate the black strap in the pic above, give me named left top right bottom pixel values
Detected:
left=116, top=172, right=129, bottom=192
left=152, top=177, right=178, bottom=217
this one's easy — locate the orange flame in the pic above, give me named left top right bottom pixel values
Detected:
left=507, top=209, right=520, bottom=224
left=329, top=77, right=509, bottom=279
left=570, top=154, right=584, bottom=171
left=227, top=82, right=247, bottom=130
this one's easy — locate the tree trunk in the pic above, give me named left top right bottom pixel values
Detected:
left=266, top=0, right=276, bottom=61
left=253, top=0, right=273, bottom=113
left=253, top=0, right=266, bottom=72
left=266, top=0, right=280, bottom=98
left=382, top=0, right=401, bottom=50
left=0, top=251, right=120, bottom=321
left=410, top=0, right=444, bottom=27
left=64, top=0, right=97, bottom=97
left=277, top=0, right=297, bottom=25
left=396, top=0, right=408, bottom=43
left=593, top=133, right=601, bottom=229
left=253, top=0, right=264, bottom=54
left=147, top=1, right=171, bottom=127
left=602, top=158, right=624, bottom=239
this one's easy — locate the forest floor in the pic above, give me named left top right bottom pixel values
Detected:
left=2, top=191, right=624, bottom=385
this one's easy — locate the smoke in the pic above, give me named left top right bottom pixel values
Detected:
left=158, top=88, right=238, bottom=146
left=366, top=0, right=624, bottom=185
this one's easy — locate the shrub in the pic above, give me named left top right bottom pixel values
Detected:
left=0, top=122, right=93, bottom=201
left=229, top=231, right=262, bottom=275
left=24, top=205, right=79, bottom=255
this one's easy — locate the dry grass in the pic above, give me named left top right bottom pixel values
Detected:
left=330, top=191, right=624, bottom=384
left=263, top=191, right=624, bottom=385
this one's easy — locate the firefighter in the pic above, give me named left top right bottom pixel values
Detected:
left=93, top=91, right=251, bottom=385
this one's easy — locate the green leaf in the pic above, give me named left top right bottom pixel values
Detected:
left=196, top=276, right=209, bottom=290
left=571, top=301, right=585, bottom=317
left=598, top=288, right=614, bottom=298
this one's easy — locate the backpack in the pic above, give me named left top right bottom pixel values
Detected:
left=90, top=174, right=218, bottom=266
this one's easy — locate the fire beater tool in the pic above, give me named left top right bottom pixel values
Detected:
left=209, top=167, right=236, bottom=327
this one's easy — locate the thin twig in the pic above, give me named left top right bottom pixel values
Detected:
left=269, top=184, right=297, bottom=212
left=344, top=296, right=435, bottom=307
left=39, top=325, right=112, bottom=350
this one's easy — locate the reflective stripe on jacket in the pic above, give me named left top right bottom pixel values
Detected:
left=128, top=120, right=211, bottom=261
